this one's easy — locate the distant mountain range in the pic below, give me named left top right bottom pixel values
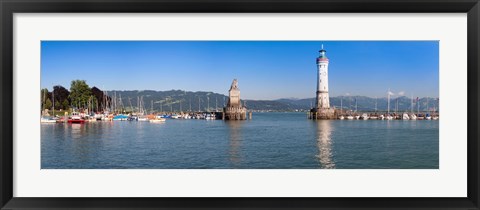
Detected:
left=106, top=89, right=439, bottom=112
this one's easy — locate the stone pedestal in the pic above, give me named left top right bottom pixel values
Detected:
left=309, top=108, right=336, bottom=120
left=224, top=106, right=247, bottom=120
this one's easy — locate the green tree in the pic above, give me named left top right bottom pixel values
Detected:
left=55, top=100, right=62, bottom=110
left=69, top=80, right=92, bottom=109
left=45, top=98, right=52, bottom=110
left=53, top=85, right=70, bottom=109
left=62, top=99, right=70, bottom=110
left=41, top=88, right=49, bottom=108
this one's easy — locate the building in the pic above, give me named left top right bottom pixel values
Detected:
left=310, top=45, right=336, bottom=119
left=224, top=79, right=248, bottom=120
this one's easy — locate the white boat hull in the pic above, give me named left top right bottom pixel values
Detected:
left=150, top=119, right=166, bottom=123
left=41, top=119, right=57, bottom=123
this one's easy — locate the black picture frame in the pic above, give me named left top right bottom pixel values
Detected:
left=1, top=0, right=479, bottom=209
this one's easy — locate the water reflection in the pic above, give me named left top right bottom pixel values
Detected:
left=226, top=121, right=244, bottom=167
left=70, top=123, right=85, bottom=140
left=315, top=120, right=335, bottom=169
left=70, top=124, right=90, bottom=162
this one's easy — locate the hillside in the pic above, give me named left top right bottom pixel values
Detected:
left=107, top=90, right=439, bottom=112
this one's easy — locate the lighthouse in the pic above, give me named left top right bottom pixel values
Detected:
left=316, top=45, right=330, bottom=109
left=311, top=45, right=335, bottom=120
left=223, top=79, right=248, bottom=120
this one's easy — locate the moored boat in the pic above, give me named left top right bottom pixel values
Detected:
left=68, top=112, right=85, bottom=123
left=410, top=114, right=417, bottom=120
left=205, top=113, right=216, bottom=120
left=138, top=116, right=149, bottom=121
left=361, top=113, right=369, bottom=120
left=113, top=115, right=129, bottom=121
left=150, top=118, right=166, bottom=123
left=41, top=116, right=57, bottom=123
left=425, top=113, right=432, bottom=120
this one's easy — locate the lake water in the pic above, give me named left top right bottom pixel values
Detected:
left=41, top=112, right=439, bottom=169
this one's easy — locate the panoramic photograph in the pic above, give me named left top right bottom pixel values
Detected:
left=40, top=41, right=439, bottom=169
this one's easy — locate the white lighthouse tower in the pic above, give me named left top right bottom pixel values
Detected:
left=311, top=44, right=335, bottom=120
left=316, top=45, right=330, bottom=109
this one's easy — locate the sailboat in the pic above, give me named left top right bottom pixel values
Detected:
left=354, top=98, right=360, bottom=119
left=425, top=113, right=432, bottom=120
left=361, top=113, right=369, bottom=120
left=150, top=116, right=166, bottom=123
left=386, top=89, right=393, bottom=120
left=41, top=89, right=59, bottom=123
left=41, top=116, right=57, bottom=123
left=410, top=113, right=417, bottom=120
left=338, top=96, right=344, bottom=120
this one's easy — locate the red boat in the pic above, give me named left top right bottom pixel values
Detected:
left=68, top=112, right=85, bottom=124
left=67, top=119, right=85, bottom=124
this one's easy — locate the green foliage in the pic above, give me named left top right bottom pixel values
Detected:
left=62, top=99, right=69, bottom=110
left=45, top=98, right=52, bottom=110
left=54, top=100, right=61, bottom=110
left=41, top=88, right=49, bottom=104
left=53, top=85, right=70, bottom=109
left=69, top=80, right=92, bottom=108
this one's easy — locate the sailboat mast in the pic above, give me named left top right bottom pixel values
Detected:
left=349, top=96, right=352, bottom=112
left=426, top=97, right=429, bottom=113
left=411, top=94, right=413, bottom=113
left=355, top=98, right=357, bottom=113
left=417, top=97, right=420, bottom=114
left=103, top=91, right=106, bottom=112
left=387, top=91, right=390, bottom=114
left=114, top=92, right=117, bottom=113
left=52, top=89, right=55, bottom=116
left=340, top=97, right=343, bottom=113
left=41, top=89, right=44, bottom=114
left=128, top=97, right=133, bottom=113
left=395, top=98, right=398, bottom=114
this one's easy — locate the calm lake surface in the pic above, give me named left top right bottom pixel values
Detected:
left=41, top=112, right=439, bottom=169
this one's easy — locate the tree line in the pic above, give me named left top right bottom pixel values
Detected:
left=41, top=80, right=111, bottom=112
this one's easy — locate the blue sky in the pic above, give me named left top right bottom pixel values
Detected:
left=41, top=41, right=439, bottom=100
